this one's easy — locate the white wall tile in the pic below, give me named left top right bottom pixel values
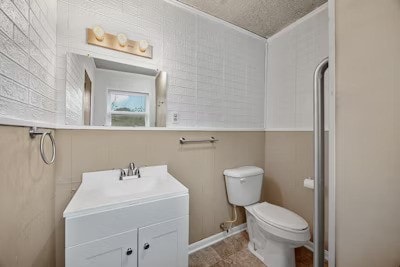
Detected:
left=0, top=9, right=13, bottom=38
left=57, top=0, right=266, bottom=128
left=29, top=58, right=55, bottom=88
left=0, top=29, right=29, bottom=69
left=0, top=74, right=29, bottom=103
left=266, top=6, right=328, bottom=130
left=30, top=73, right=56, bottom=99
left=13, top=25, right=29, bottom=53
left=13, top=0, right=29, bottom=19
left=266, top=30, right=297, bottom=129
left=0, top=0, right=29, bottom=35
left=0, top=0, right=57, bottom=123
left=0, top=52, right=30, bottom=87
left=0, top=0, right=329, bottom=133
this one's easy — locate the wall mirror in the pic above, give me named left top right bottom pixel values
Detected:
left=65, top=53, right=167, bottom=127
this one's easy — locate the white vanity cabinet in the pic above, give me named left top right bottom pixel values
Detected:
left=64, top=166, right=189, bottom=267
left=66, top=215, right=188, bottom=267
left=138, top=217, right=187, bottom=267
left=67, top=229, right=138, bottom=267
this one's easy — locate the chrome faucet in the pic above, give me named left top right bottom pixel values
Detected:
left=128, top=162, right=135, bottom=176
left=127, top=162, right=141, bottom=178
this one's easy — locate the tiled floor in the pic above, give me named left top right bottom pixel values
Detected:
left=189, top=231, right=328, bottom=267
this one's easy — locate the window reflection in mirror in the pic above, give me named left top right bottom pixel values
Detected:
left=65, top=53, right=167, bottom=127
left=108, top=91, right=149, bottom=127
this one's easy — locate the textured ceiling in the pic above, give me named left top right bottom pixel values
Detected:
left=177, top=0, right=327, bottom=37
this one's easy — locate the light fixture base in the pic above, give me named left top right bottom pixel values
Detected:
left=86, top=28, right=153, bottom=59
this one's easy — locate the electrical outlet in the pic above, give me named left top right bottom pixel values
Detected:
left=172, top=112, right=179, bottom=124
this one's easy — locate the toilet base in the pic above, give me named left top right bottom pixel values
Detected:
left=248, top=239, right=295, bottom=267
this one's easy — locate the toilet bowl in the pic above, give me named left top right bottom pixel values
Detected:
left=224, top=166, right=310, bottom=267
left=246, top=202, right=310, bottom=266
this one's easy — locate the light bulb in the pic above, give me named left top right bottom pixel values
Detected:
left=93, top=26, right=104, bottom=41
left=117, top=33, right=128, bottom=47
left=139, top=40, right=149, bottom=52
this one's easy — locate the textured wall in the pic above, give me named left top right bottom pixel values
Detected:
left=54, top=129, right=265, bottom=266
left=0, top=125, right=56, bottom=266
left=56, top=0, right=266, bottom=128
left=266, top=6, right=328, bottom=130
left=335, top=0, right=400, bottom=266
left=0, top=0, right=57, bottom=123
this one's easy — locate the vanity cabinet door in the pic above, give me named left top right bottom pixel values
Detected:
left=66, top=229, right=138, bottom=267
left=138, top=216, right=188, bottom=267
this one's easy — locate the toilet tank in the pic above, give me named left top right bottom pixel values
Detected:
left=224, top=166, right=264, bottom=206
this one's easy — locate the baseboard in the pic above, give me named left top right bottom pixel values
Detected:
left=304, top=241, right=329, bottom=261
left=188, top=223, right=247, bottom=254
left=189, top=224, right=329, bottom=262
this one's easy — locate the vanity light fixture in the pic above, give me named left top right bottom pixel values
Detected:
left=139, top=40, right=149, bottom=52
left=117, top=33, right=128, bottom=47
left=92, top=25, right=105, bottom=41
left=87, top=28, right=153, bottom=59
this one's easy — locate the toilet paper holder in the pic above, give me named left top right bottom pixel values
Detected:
left=303, top=177, right=315, bottom=189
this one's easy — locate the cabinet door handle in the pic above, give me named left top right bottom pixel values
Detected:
left=143, top=243, right=150, bottom=250
left=126, top=248, right=133, bottom=255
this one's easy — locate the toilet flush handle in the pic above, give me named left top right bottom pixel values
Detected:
left=240, top=178, right=246, bottom=184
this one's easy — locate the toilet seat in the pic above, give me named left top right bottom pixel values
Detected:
left=253, top=202, right=308, bottom=232
left=246, top=202, right=310, bottom=244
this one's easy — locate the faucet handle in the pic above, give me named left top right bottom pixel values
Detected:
left=119, top=169, right=126, bottom=180
left=134, top=167, right=141, bottom=178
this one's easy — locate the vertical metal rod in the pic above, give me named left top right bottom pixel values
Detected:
left=313, top=57, right=329, bottom=267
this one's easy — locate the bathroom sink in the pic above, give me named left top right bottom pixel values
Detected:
left=104, top=178, right=157, bottom=197
left=63, top=165, right=188, bottom=218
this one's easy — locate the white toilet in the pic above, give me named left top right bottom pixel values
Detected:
left=224, top=166, right=310, bottom=267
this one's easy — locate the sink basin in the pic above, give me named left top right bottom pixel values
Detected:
left=63, top=165, right=188, bottom=218
left=104, top=178, right=157, bottom=197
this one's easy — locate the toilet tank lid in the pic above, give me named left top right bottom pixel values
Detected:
left=224, top=166, right=264, bottom=178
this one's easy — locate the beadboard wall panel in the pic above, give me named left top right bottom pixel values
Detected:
left=54, top=129, right=265, bottom=266
left=0, top=125, right=56, bottom=266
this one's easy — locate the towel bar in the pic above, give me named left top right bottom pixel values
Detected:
left=179, top=137, right=218, bottom=144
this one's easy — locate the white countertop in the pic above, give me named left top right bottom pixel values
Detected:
left=63, top=165, right=188, bottom=218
